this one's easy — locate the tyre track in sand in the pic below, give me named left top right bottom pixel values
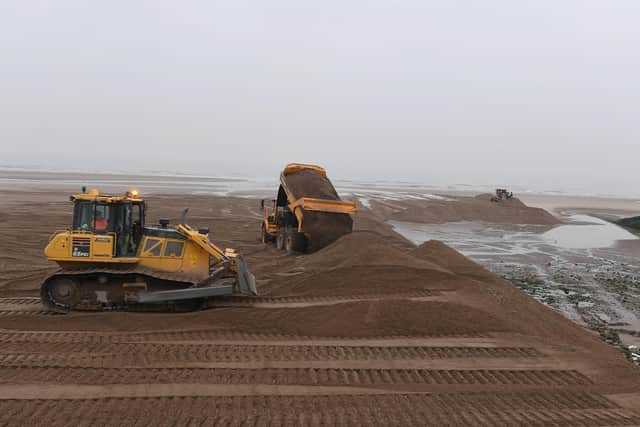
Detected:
left=0, top=392, right=638, bottom=426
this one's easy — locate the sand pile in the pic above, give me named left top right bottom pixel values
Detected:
left=282, top=169, right=340, bottom=200
left=298, top=231, right=449, bottom=273
left=216, top=300, right=516, bottom=337
left=411, top=240, right=491, bottom=280
left=275, top=265, right=458, bottom=297
left=299, top=210, right=353, bottom=251
left=375, top=195, right=561, bottom=226
left=409, top=240, right=610, bottom=344
left=258, top=231, right=456, bottom=297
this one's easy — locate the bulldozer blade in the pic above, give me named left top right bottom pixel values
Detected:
left=235, top=256, right=258, bottom=295
left=136, top=284, right=234, bottom=303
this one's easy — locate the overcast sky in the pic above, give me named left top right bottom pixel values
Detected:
left=1, top=1, right=638, bottom=194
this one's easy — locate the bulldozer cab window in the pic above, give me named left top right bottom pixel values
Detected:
left=164, top=241, right=184, bottom=257
left=73, top=202, right=113, bottom=234
left=143, top=238, right=162, bottom=256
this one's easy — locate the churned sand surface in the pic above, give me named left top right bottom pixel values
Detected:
left=370, top=194, right=561, bottom=226
left=0, top=172, right=639, bottom=425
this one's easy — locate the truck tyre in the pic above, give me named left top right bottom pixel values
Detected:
left=276, top=228, right=286, bottom=251
left=285, top=226, right=307, bottom=254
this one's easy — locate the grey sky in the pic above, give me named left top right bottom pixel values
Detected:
left=1, top=1, right=638, bottom=194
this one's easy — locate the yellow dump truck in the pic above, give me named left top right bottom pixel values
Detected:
left=260, top=163, right=357, bottom=253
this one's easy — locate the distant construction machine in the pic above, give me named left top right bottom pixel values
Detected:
left=260, top=163, right=357, bottom=253
left=491, top=188, right=514, bottom=203
left=42, top=189, right=256, bottom=311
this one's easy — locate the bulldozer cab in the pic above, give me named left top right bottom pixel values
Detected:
left=72, top=198, right=145, bottom=257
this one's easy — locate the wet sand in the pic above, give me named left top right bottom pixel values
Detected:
left=1, top=172, right=640, bottom=425
left=519, top=194, right=640, bottom=217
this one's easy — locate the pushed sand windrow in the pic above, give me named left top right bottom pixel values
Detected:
left=298, top=231, right=451, bottom=273
left=268, top=266, right=458, bottom=298
left=0, top=300, right=516, bottom=337
left=376, top=194, right=561, bottom=226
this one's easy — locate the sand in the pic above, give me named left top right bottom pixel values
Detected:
left=0, top=174, right=639, bottom=425
left=282, top=169, right=341, bottom=201
left=370, top=194, right=561, bottom=226
left=519, top=194, right=640, bottom=217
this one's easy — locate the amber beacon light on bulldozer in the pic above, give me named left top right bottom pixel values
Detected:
left=42, top=188, right=256, bottom=311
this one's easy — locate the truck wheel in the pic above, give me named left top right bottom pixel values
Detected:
left=285, top=226, right=307, bottom=254
left=276, top=228, right=286, bottom=251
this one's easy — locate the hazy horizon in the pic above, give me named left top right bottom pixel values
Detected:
left=2, top=1, right=639, bottom=196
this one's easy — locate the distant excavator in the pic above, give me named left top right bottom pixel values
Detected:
left=491, top=188, right=514, bottom=203
left=260, top=163, right=357, bottom=253
left=42, top=188, right=256, bottom=312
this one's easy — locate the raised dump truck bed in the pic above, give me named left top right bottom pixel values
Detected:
left=261, top=164, right=357, bottom=253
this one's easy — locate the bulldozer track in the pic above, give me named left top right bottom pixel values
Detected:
left=0, top=310, right=64, bottom=317
left=0, top=291, right=443, bottom=313
left=0, top=344, right=543, bottom=367
left=0, top=297, right=41, bottom=305
left=0, top=298, right=65, bottom=317
left=0, top=366, right=592, bottom=387
left=0, top=292, right=441, bottom=312
left=0, top=392, right=637, bottom=426
left=208, top=291, right=443, bottom=307
left=0, top=329, right=489, bottom=344
left=40, top=266, right=218, bottom=312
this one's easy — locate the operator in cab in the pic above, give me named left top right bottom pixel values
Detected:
left=93, top=210, right=109, bottom=233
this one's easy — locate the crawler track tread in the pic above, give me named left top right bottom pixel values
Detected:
left=0, top=330, right=488, bottom=344
left=0, top=310, right=65, bottom=317
left=0, top=393, right=636, bottom=426
left=0, top=344, right=543, bottom=367
left=0, top=297, right=41, bottom=305
left=0, top=367, right=592, bottom=386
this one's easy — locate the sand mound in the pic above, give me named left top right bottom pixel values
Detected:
left=298, top=231, right=450, bottom=273
left=474, top=193, right=526, bottom=208
left=223, top=300, right=516, bottom=337
left=267, top=265, right=457, bottom=297
left=385, top=196, right=560, bottom=225
left=411, top=240, right=491, bottom=280
left=300, top=210, right=353, bottom=252
left=410, top=241, right=604, bottom=343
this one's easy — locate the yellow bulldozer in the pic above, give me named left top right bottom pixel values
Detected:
left=260, top=163, right=357, bottom=253
left=42, top=188, right=256, bottom=311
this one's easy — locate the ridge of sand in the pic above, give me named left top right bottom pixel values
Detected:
left=373, top=194, right=561, bottom=226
